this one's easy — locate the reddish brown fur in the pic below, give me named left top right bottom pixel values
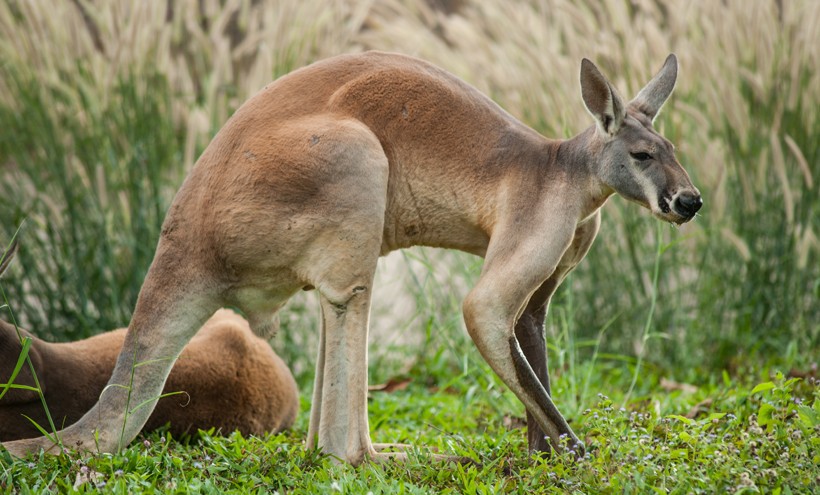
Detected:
left=0, top=310, right=298, bottom=441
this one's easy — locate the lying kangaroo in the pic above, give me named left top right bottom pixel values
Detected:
left=0, top=309, right=299, bottom=442
left=1, top=236, right=297, bottom=440
left=2, top=51, right=700, bottom=464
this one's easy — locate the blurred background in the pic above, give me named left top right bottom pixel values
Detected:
left=0, top=1, right=817, bottom=398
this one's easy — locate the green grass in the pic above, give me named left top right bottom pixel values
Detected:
left=2, top=363, right=818, bottom=493
left=1, top=0, right=816, bottom=367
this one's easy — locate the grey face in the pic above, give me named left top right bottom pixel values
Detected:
left=600, top=111, right=701, bottom=225
left=579, top=54, right=702, bottom=225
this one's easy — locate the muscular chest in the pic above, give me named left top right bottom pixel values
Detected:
left=558, top=211, right=602, bottom=272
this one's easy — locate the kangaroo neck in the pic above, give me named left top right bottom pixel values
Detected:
left=558, top=126, right=615, bottom=198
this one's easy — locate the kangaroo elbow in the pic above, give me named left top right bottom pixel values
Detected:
left=463, top=287, right=503, bottom=340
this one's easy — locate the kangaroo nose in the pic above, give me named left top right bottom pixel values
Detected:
left=674, top=193, right=703, bottom=218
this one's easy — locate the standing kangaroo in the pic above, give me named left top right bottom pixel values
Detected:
left=2, top=51, right=700, bottom=464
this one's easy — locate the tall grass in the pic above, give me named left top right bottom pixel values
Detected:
left=0, top=70, right=179, bottom=338
left=0, top=0, right=817, bottom=387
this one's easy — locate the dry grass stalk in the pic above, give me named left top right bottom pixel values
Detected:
left=0, top=0, right=816, bottom=354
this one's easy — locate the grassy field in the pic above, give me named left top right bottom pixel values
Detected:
left=2, top=368, right=818, bottom=493
left=1, top=0, right=818, bottom=492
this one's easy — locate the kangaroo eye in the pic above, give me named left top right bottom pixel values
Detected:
left=630, top=152, right=652, bottom=161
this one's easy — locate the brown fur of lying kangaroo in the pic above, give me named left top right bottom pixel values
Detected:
left=0, top=309, right=298, bottom=442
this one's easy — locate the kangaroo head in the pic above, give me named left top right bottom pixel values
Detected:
left=0, top=239, right=42, bottom=404
left=0, top=320, right=42, bottom=404
left=580, top=54, right=702, bottom=224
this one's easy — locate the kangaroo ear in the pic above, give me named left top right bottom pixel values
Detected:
left=630, top=54, right=678, bottom=122
left=0, top=322, right=43, bottom=404
left=580, top=58, right=626, bottom=137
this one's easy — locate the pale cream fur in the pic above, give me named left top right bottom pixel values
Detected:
left=2, top=52, right=700, bottom=465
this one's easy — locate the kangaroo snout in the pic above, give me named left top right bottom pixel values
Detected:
left=672, top=192, right=703, bottom=221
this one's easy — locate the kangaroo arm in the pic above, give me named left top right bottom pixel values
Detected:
left=515, top=212, right=602, bottom=452
left=463, top=213, right=583, bottom=453
left=514, top=278, right=559, bottom=452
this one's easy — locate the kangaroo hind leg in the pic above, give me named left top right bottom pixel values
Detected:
left=293, top=118, right=389, bottom=465
left=2, top=239, right=220, bottom=457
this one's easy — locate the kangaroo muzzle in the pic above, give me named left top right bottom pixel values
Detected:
left=671, top=191, right=703, bottom=221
